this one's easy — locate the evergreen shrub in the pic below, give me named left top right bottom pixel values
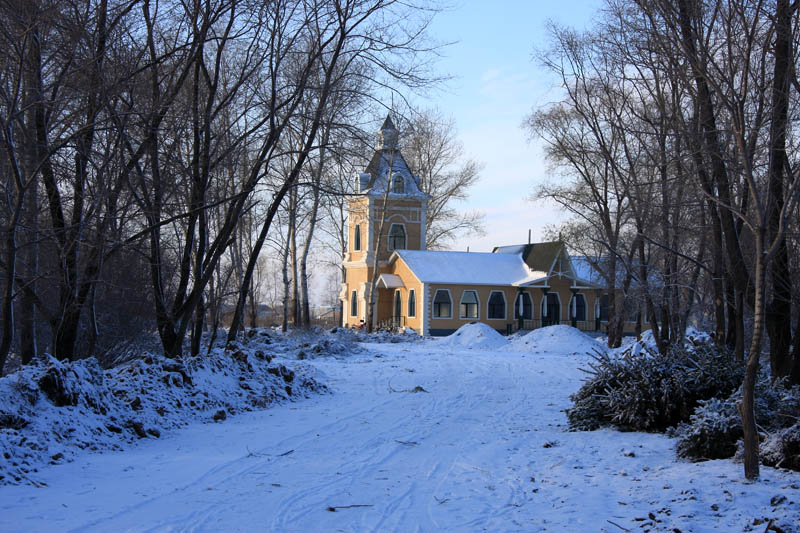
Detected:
left=567, top=342, right=743, bottom=432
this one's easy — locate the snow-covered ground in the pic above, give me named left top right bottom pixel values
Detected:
left=1, top=326, right=798, bottom=531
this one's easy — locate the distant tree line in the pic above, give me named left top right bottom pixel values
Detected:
left=528, top=0, right=800, bottom=479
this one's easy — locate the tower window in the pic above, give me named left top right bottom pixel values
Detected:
left=488, top=291, right=506, bottom=319
left=392, top=175, right=404, bottom=193
left=353, top=224, right=361, bottom=251
left=388, top=223, right=406, bottom=251
left=433, top=289, right=452, bottom=318
left=408, top=289, right=416, bottom=317
left=350, top=290, right=358, bottom=317
left=459, top=290, right=479, bottom=319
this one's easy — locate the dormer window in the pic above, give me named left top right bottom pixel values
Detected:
left=392, top=175, right=404, bottom=193
left=388, top=223, right=406, bottom=251
left=353, top=224, right=362, bottom=251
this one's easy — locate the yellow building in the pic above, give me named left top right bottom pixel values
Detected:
left=341, top=117, right=633, bottom=336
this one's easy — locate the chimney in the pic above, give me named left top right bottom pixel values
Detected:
left=528, top=229, right=531, bottom=244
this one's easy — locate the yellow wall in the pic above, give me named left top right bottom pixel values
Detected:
left=384, top=255, right=423, bottom=332
left=342, top=191, right=641, bottom=335
left=342, top=193, right=425, bottom=330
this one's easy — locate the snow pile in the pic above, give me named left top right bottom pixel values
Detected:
left=438, top=322, right=509, bottom=349
left=685, top=325, right=712, bottom=345
left=507, top=325, right=604, bottom=355
left=611, top=326, right=713, bottom=358
left=0, top=344, right=328, bottom=486
left=341, top=327, right=424, bottom=344
left=245, top=327, right=363, bottom=359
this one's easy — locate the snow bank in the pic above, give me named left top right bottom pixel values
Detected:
left=507, top=325, right=605, bottom=355
left=0, top=341, right=328, bottom=486
left=438, top=322, right=510, bottom=349
left=609, top=326, right=714, bottom=358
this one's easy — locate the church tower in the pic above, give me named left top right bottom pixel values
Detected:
left=340, top=115, right=429, bottom=328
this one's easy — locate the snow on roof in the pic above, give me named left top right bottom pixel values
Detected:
left=570, top=256, right=604, bottom=285
left=394, top=250, right=548, bottom=286
left=377, top=274, right=405, bottom=289
left=363, top=150, right=428, bottom=199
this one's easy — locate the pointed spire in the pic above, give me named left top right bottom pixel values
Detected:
left=377, top=113, right=398, bottom=150
left=381, top=114, right=396, bottom=131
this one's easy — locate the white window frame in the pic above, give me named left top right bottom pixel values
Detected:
left=596, top=294, right=609, bottom=322
left=459, top=290, right=480, bottom=320
left=487, top=290, right=507, bottom=320
left=514, top=291, right=533, bottom=320
left=570, top=293, right=587, bottom=321
left=408, top=289, right=416, bottom=317
left=541, top=292, right=562, bottom=320
left=432, top=289, right=453, bottom=319
left=387, top=223, right=407, bottom=251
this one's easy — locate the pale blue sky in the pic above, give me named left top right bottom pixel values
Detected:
left=414, top=1, right=604, bottom=251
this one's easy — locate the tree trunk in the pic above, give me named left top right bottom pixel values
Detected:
left=190, top=294, right=204, bottom=357
left=248, top=279, right=258, bottom=329
left=791, top=309, right=800, bottom=384
left=300, top=140, right=326, bottom=329
left=741, top=231, right=766, bottom=480
left=735, top=288, right=745, bottom=361
left=765, top=0, right=794, bottom=382
left=0, top=227, right=17, bottom=374
left=282, top=232, right=290, bottom=333
left=725, top=270, right=738, bottom=349
left=289, top=189, right=299, bottom=327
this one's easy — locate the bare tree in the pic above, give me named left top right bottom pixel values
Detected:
left=532, top=0, right=800, bottom=480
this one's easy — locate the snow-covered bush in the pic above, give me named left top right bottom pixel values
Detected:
left=673, top=396, right=741, bottom=459
left=0, top=344, right=328, bottom=485
left=762, top=423, right=800, bottom=471
left=676, top=375, right=800, bottom=470
left=567, top=341, right=743, bottom=432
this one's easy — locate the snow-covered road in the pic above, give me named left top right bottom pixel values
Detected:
left=2, top=339, right=799, bottom=532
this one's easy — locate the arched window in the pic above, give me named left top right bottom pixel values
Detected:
left=392, top=175, right=404, bottom=193
left=571, top=293, right=587, bottom=321
left=514, top=292, right=533, bottom=320
left=350, top=290, right=358, bottom=317
left=393, top=291, right=402, bottom=324
left=353, top=224, right=361, bottom=251
left=388, top=223, right=406, bottom=251
left=459, top=290, right=479, bottom=319
left=433, top=289, right=452, bottom=318
left=487, top=291, right=506, bottom=319
left=541, top=293, right=561, bottom=325
left=408, top=289, right=416, bottom=317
